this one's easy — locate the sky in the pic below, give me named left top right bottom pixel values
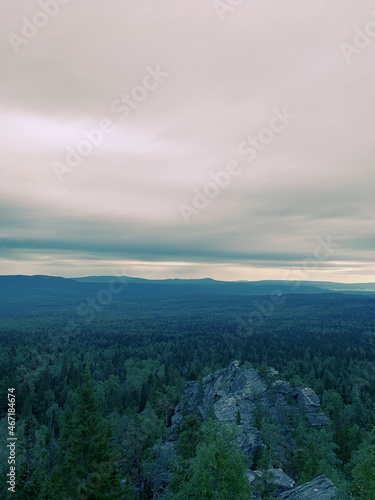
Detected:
left=0, top=0, right=374, bottom=282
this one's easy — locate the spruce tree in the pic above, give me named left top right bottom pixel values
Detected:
left=167, top=418, right=251, bottom=499
left=52, top=365, right=125, bottom=499
left=17, top=415, right=38, bottom=499
left=236, top=409, right=242, bottom=426
left=351, top=428, right=375, bottom=499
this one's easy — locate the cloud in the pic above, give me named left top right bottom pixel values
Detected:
left=0, top=0, right=374, bottom=282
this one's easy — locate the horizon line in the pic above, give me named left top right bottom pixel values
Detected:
left=1, top=273, right=375, bottom=286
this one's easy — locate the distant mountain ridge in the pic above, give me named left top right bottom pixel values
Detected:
left=73, top=275, right=375, bottom=292
left=0, top=274, right=374, bottom=317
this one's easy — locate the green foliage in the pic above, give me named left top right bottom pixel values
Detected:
left=167, top=418, right=251, bottom=499
left=257, top=448, right=276, bottom=497
left=350, top=428, right=375, bottom=499
left=292, top=423, right=341, bottom=484
left=235, top=409, right=241, bottom=426
left=177, top=413, right=201, bottom=460
left=51, top=366, right=124, bottom=499
left=1, top=291, right=375, bottom=497
left=122, top=474, right=136, bottom=500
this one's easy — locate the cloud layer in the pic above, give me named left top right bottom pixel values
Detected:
left=1, top=0, right=374, bottom=281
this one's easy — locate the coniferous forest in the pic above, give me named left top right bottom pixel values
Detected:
left=0, top=277, right=374, bottom=499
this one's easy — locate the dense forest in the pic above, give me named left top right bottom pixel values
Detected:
left=0, top=278, right=375, bottom=498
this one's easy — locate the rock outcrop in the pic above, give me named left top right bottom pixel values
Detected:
left=171, top=360, right=328, bottom=466
left=294, top=388, right=328, bottom=427
left=246, top=468, right=296, bottom=496
left=277, top=474, right=337, bottom=499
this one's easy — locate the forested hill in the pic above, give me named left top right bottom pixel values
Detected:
left=0, top=275, right=375, bottom=497
left=1, top=274, right=375, bottom=316
left=73, top=275, right=375, bottom=293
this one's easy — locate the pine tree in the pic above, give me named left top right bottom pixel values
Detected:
left=177, top=413, right=201, bottom=460
left=17, top=415, right=38, bottom=499
left=21, top=393, right=32, bottom=418
left=52, top=365, right=125, bottom=499
left=122, top=474, right=136, bottom=499
left=351, top=428, right=375, bottom=499
left=60, top=354, right=68, bottom=381
left=236, top=409, right=242, bottom=426
left=257, top=447, right=276, bottom=498
left=167, top=418, right=251, bottom=499
left=138, top=381, right=148, bottom=413
left=291, top=424, right=340, bottom=484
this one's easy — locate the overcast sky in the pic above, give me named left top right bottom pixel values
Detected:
left=0, top=0, right=374, bottom=282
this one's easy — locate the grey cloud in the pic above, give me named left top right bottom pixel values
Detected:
left=0, top=0, right=374, bottom=281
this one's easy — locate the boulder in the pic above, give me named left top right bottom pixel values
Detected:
left=246, top=467, right=296, bottom=495
left=277, top=474, right=337, bottom=499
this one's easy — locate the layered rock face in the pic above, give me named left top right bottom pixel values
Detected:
left=277, top=474, right=337, bottom=499
left=171, top=360, right=328, bottom=465
left=170, top=361, right=337, bottom=498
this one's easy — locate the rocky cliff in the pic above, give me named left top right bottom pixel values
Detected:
left=171, top=360, right=327, bottom=465
left=170, top=360, right=336, bottom=498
